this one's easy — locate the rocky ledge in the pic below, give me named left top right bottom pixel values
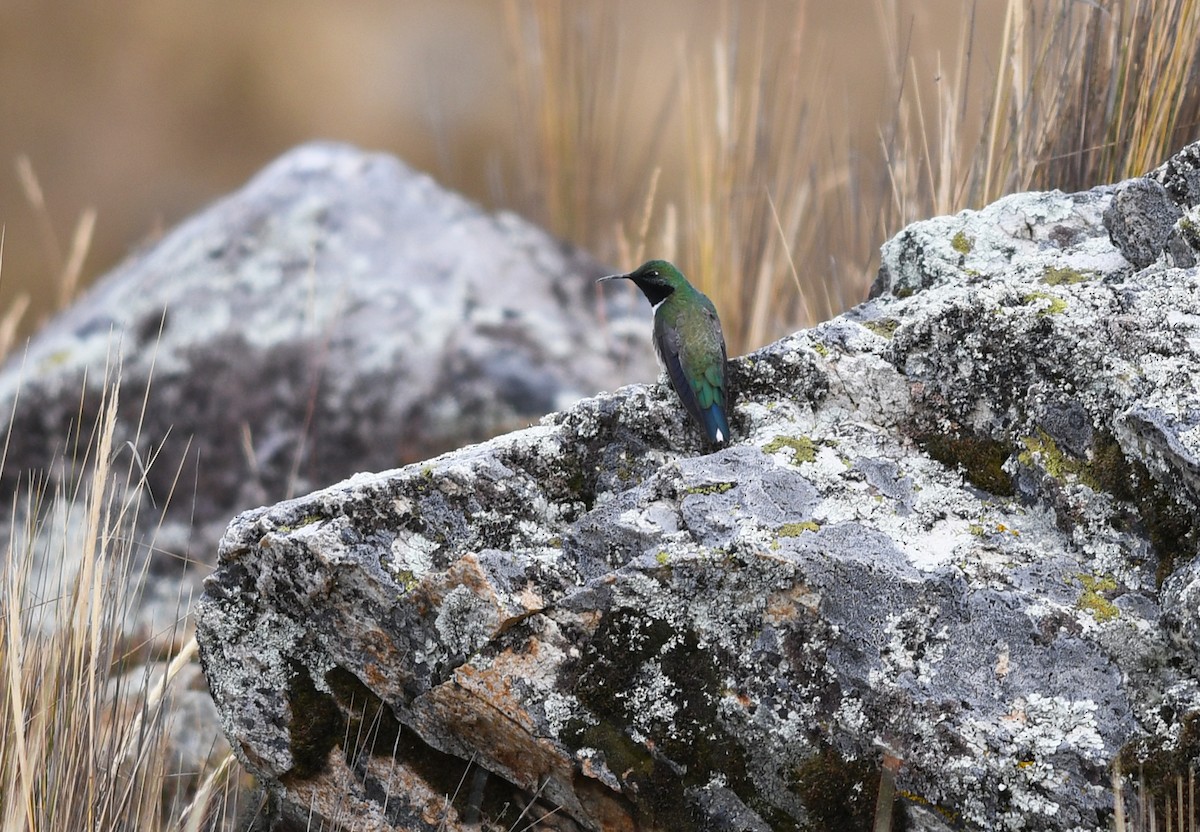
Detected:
left=198, top=143, right=1200, bottom=831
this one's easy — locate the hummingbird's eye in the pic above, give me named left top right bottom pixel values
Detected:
left=648, top=270, right=659, bottom=278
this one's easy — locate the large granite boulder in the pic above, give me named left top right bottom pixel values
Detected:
left=196, top=144, right=1200, bottom=830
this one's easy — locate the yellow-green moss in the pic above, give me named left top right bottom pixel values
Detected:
left=394, top=570, right=419, bottom=592
left=863, top=318, right=901, bottom=339
left=1022, top=291, right=1068, bottom=316
left=656, top=551, right=670, bottom=565
left=951, top=230, right=973, bottom=254
left=1075, top=574, right=1119, bottom=622
left=921, top=433, right=1014, bottom=496
left=812, top=342, right=830, bottom=357
left=1041, top=266, right=1093, bottom=285
left=763, top=435, right=817, bottom=465
left=778, top=521, right=820, bottom=537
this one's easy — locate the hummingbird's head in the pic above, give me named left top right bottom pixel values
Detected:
left=598, top=259, right=687, bottom=307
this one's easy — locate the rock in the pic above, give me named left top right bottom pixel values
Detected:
left=198, top=144, right=1200, bottom=829
left=1103, top=177, right=1181, bottom=268
left=1098, top=144, right=1200, bottom=271
left=0, top=141, right=654, bottom=640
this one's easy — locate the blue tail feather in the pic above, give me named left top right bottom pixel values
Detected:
left=702, top=403, right=730, bottom=446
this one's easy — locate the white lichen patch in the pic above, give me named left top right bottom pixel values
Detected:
left=624, top=660, right=682, bottom=740
left=434, top=585, right=498, bottom=657
left=836, top=695, right=868, bottom=734
left=870, top=607, right=951, bottom=688
left=388, top=532, right=439, bottom=578
left=542, top=690, right=589, bottom=737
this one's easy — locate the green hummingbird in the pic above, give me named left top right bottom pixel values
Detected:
left=599, top=259, right=731, bottom=447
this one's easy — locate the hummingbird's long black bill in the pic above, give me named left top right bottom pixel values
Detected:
left=596, top=273, right=627, bottom=283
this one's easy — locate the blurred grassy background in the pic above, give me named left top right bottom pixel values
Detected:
left=1, top=0, right=999, bottom=354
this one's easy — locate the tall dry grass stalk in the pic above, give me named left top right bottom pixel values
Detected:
left=500, top=0, right=659, bottom=257
left=885, top=0, right=1200, bottom=225
left=1, top=158, right=95, bottom=364
left=675, top=3, right=831, bottom=352
left=0, top=369, right=241, bottom=830
left=504, top=0, right=1200, bottom=355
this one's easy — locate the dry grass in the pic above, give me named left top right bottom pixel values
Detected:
left=0, top=236, right=243, bottom=830
left=496, top=0, right=1200, bottom=355
left=3, top=2, right=1200, bottom=830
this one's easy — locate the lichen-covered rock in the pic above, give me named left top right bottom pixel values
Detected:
left=199, top=142, right=1200, bottom=830
left=1104, top=177, right=1182, bottom=268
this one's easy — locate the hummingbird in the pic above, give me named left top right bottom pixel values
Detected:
left=599, top=259, right=731, bottom=447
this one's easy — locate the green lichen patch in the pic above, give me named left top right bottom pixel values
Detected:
left=394, top=569, right=419, bottom=593
left=1017, top=430, right=1199, bottom=586
left=969, top=521, right=1019, bottom=538
left=276, top=513, right=324, bottom=534
left=1040, top=266, right=1093, bottom=285
left=1180, top=215, right=1200, bottom=248
left=1018, top=431, right=1068, bottom=480
left=920, top=433, right=1014, bottom=497
left=899, top=788, right=959, bottom=826
left=764, top=435, right=817, bottom=466
left=951, top=230, right=973, bottom=254
left=778, top=521, right=820, bottom=537
left=1086, top=432, right=1199, bottom=585
left=655, top=550, right=670, bottom=565
left=863, top=318, right=901, bottom=339
left=1075, top=574, right=1119, bottom=622
left=1018, top=429, right=1095, bottom=488
left=812, top=342, right=830, bottom=357
left=1021, top=291, right=1068, bottom=316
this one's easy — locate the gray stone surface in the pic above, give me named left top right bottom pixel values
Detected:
left=199, top=143, right=1200, bottom=830
left=1104, top=177, right=1181, bottom=269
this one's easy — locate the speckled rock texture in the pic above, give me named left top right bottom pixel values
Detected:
left=198, top=142, right=1200, bottom=831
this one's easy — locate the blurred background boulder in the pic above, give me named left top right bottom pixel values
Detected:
left=0, top=141, right=655, bottom=643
